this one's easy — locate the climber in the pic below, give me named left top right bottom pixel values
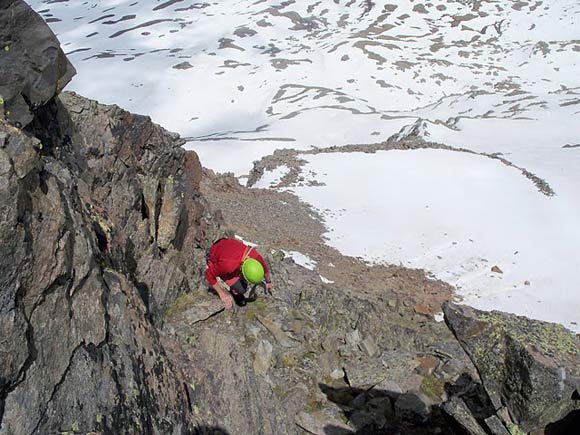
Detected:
left=205, top=238, right=273, bottom=309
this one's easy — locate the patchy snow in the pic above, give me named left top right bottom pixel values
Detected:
left=320, top=275, right=334, bottom=284
left=29, top=0, right=580, bottom=175
left=283, top=250, right=317, bottom=271
left=235, top=235, right=257, bottom=248
left=30, top=0, right=580, bottom=331
left=254, top=165, right=290, bottom=189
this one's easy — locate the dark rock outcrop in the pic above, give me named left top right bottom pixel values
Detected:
left=443, top=302, right=580, bottom=434
left=0, top=0, right=75, bottom=128
left=0, top=2, right=223, bottom=433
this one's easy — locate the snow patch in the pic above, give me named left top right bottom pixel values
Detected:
left=320, top=275, right=334, bottom=284
left=254, top=165, right=290, bottom=189
left=283, top=250, right=317, bottom=271
left=235, top=235, right=257, bottom=247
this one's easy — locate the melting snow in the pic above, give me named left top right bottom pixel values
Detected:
left=283, top=250, right=317, bottom=271
left=254, top=165, right=290, bottom=189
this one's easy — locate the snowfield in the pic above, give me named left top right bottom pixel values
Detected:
left=30, top=0, right=580, bottom=330
left=289, top=149, right=580, bottom=328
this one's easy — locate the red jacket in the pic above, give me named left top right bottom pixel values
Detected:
left=205, top=239, right=270, bottom=286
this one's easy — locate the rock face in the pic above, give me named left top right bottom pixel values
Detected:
left=0, top=2, right=223, bottom=433
left=443, top=302, right=580, bottom=433
left=0, top=0, right=75, bottom=128
left=164, top=253, right=472, bottom=435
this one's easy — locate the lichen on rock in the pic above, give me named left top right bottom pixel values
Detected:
left=444, top=302, right=580, bottom=433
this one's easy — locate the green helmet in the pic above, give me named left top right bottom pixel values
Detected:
left=242, top=258, right=264, bottom=284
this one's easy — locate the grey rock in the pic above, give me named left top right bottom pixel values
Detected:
left=136, top=253, right=189, bottom=321
left=444, top=302, right=580, bottom=433
left=173, top=61, right=193, bottom=70
left=443, top=396, right=488, bottom=435
left=295, top=411, right=352, bottom=435
left=344, top=359, right=388, bottom=389
left=179, top=299, right=225, bottom=326
left=157, top=173, right=184, bottom=250
left=394, top=392, right=433, bottom=424
left=330, top=368, right=346, bottom=380
left=484, top=415, right=512, bottom=435
left=256, top=314, right=299, bottom=348
left=0, top=119, right=199, bottom=433
left=254, top=340, right=273, bottom=375
left=375, top=379, right=403, bottom=395
left=0, top=0, right=75, bottom=127
left=345, top=329, right=361, bottom=347
left=360, top=336, right=379, bottom=357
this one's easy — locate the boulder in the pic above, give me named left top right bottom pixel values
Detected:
left=0, top=0, right=75, bottom=127
left=443, top=302, right=580, bottom=433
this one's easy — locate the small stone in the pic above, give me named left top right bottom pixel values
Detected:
left=295, top=411, right=351, bottom=434
left=387, top=299, right=397, bottom=309
left=414, top=304, right=431, bottom=316
left=345, top=329, right=361, bottom=347
left=256, top=314, right=298, bottom=348
left=253, top=340, right=273, bottom=375
left=491, top=265, right=503, bottom=273
left=330, top=368, right=345, bottom=380
left=443, top=397, right=488, bottom=435
left=338, top=346, right=352, bottom=357
left=524, top=280, right=530, bottom=286
left=376, top=379, right=403, bottom=395
left=484, top=415, right=511, bottom=435
left=415, top=356, right=440, bottom=376
left=321, top=336, right=337, bottom=353
left=360, top=336, right=379, bottom=358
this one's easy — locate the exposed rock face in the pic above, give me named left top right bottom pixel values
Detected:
left=44, top=91, right=219, bottom=322
left=0, top=0, right=75, bottom=128
left=443, top=302, right=580, bottom=433
left=0, top=2, right=223, bottom=432
left=0, top=113, right=206, bottom=433
left=164, top=253, right=472, bottom=435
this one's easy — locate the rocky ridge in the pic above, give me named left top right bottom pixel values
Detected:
left=163, top=251, right=473, bottom=434
left=1, top=1, right=223, bottom=433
